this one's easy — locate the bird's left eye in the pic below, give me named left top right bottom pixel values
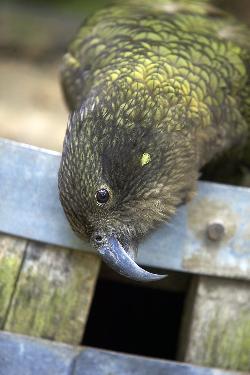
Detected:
left=96, top=188, right=110, bottom=204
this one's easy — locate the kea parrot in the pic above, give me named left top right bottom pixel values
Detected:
left=58, top=0, right=250, bottom=281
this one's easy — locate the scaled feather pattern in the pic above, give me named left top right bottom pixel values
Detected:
left=58, top=0, right=250, bottom=280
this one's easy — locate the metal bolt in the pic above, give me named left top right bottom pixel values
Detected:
left=207, top=221, right=225, bottom=241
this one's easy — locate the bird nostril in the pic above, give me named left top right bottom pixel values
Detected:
left=95, top=235, right=103, bottom=243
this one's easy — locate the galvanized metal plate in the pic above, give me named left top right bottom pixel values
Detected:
left=0, top=331, right=242, bottom=375
left=0, top=138, right=250, bottom=280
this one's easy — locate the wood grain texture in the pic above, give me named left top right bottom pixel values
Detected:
left=3, top=240, right=100, bottom=345
left=178, top=276, right=250, bottom=372
left=0, top=234, right=27, bottom=328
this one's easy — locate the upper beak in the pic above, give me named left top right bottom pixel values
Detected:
left=92, top=234, right=166, bottom=282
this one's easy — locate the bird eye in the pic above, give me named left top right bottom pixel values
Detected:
left=96, top=188, right=110, bottom=204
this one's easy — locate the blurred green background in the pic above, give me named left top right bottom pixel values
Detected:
left=2, top=0, right=250, bottom=19
left=0, top=0, right=249, bottom=152
left=3, top=0, right=111, bottom=14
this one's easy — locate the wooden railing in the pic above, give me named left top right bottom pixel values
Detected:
left=0, top=138, right=250, bottom=374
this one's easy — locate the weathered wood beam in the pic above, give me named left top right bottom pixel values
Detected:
left=0, top=331, right=245, bottom=375
left=0, top=235, right=27, bottom=328
left=0, top=234, right=100, bottom=345
left=1, top=138, right=250, bottom=280
left=178, top=276, right=250, bottom=372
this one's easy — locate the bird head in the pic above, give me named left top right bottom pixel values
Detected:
left=58, top=93, right=198, bottom=281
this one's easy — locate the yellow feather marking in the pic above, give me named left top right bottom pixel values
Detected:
left=65, top=53, right=80, bottom=68
left=140, top=153, right=151, bottom=166
left=110, top=71, right=119, bottom=81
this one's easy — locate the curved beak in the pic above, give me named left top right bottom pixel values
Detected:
left=94, top=234, right=166, bottom=282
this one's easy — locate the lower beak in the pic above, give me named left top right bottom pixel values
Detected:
left=93, top=234, right=166, bottom=282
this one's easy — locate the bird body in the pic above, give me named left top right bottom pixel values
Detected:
left=59, top=0, right=250, bottom=280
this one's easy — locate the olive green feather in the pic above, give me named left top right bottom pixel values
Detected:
left=61, top=0, right=250, bottom=164
left=58, top=1, right=250, bottom=279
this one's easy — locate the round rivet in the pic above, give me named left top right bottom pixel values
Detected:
left=207, top=221, right=225, bottom=241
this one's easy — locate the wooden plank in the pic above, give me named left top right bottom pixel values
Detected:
left=3, top=241, right=100, bottom=345
left=0, top=331, right=244, bottom=375
left=1, top=138, right=250, bottom=281
left=0, top=234, right=27, bottom=328
left=178, top=276, right=250, bottom=372
left=0, top=331, right=78, bottom=375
